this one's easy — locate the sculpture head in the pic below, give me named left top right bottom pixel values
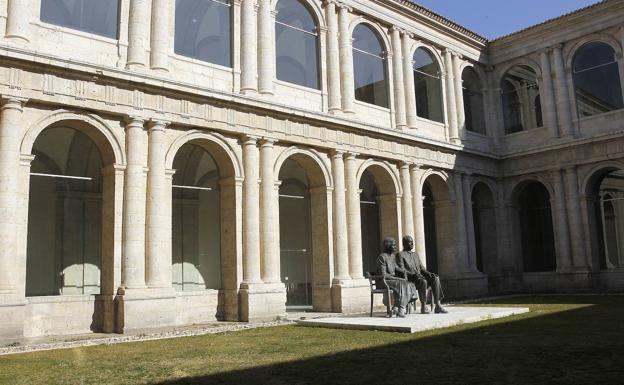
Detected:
left=402, top=235, right=414, bottom=251
left=382, top=237, right=397, bottom=254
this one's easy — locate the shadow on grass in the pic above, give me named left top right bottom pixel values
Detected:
left=155, top=296, right=624, bottom=385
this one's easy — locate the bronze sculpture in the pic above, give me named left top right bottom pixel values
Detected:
left=376, top=237, right=417, bottom=317
left=396, top=235, right=448, bottom=314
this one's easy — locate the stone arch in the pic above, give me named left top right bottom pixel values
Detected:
left=411, top=42, right=445, bottom=73
left=565, top=33, right=623, bottom=70
left=348, top=19, right=392, bottom=55
left=421, top=171, right=454, bottom=276
left=167, top=130, right=242, bottom=317
left=272, top=0, right=326, bottom=29
left=274, top=146, right=332, bottom=188
left=496, top=58, right=543, bottom=84
left=166, top=130, right=242, bottom=178
left=471, top=181, right=499, bottom=279
left=506, top=174, right=554, bottom=204
left=22, top=110, right=124, bottom=166
left=581, top=163, right=624, bottom=270
left=357, top=160, right=402, bottom=273
left=276, top=148, right=332, bottom=311
left=509, top=179, right=557, bottom=273
left=24, top=113, right=123, bottom=333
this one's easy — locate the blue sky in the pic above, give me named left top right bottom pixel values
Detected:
left=413, top=0, right=602, bottom=39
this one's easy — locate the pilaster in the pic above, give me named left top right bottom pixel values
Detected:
left=150, top=0, right=169, bottom=71
left=444, top=49, right=459, bottom=142
left=324, top=0, right=341, bottom=113
left=539, top=49, right=559, bottom=138
left=5, top=0, right=30, bottom=42
left=391, top=27, right=407, bottom=130
left=241, top=0, right=259, bottom=94
left=127, top=0, right=149, bottom=68
left=551, top=44, right=574, bottom=138
left=338, top=5, right=354, bottom=113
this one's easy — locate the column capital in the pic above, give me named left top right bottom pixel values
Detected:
left=1, top=96, right=28, bottom=111
left=390, top=25, right=404, bottom=34
left=124, top=115, right=146, bottom=127
left=259, top=137, right=277, bottom=147
left=550, top=43, right=564, bottom=51
left=400, top=161, right=413, bottom=169
left=242, top=134, right=261, bottom=145
left=322, top=0, right=338, bottom=8
left=330, top=149, right=346, bottom=158
left=337, top=3, right=352, bottom=12
left=148, top=118, right=170, bottom=131
left=345, top=151, right=359, bottom=160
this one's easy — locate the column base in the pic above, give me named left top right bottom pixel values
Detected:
left=331, top=278, right=370, bottom=313
left=239, top=282, right=286, bottom=322
left=115, top=287, right=177, bottom=333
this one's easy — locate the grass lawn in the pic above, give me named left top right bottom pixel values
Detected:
left=1, top=295, right=623, bottom=385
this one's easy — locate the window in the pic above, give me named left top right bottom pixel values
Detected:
left=462, top=67, right=485, bottom=134
left=501, top=65, right=542, bottom=134
left=573, top=42, right=624, bottom=117
left=353, top=24, right=388, bottom=108
left=40, top=0, right=119, bottom=39
left=413, top=48, right=444, bottom=123
left=275, top=0, right=319, bottom=89
left=175, top=0, right=232, bottom=67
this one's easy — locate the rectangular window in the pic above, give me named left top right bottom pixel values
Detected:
left=40, top=0, right=120, bottom=39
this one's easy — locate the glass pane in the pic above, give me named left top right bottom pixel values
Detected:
left=462, top=68, right=485, bottom=134
left=518, top=183, right=556, bottom=272
left=276, top=0, right=316, bottom=32
left=502, top=65, right=541, bottom=134
left=175, top=0, right=232, bottom=67
left=354, top=50, right=388, bottom=107
left=27, top=128, right=103, bottom=296
left=172, top=144, right=221, bottom=291
left=573, top=43, right=624, bottom=117
left=40, top=0, right=119, bottom=38
left=596, top=170, right=624, bottom=269
left=413, top=48, right=444, bottom=123
left=275, top=22, right=319, bottom=89
left=360, top=170, right=380, bottom=275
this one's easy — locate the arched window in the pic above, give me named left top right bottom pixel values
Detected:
left=534, top=95, right=543, bottom=128
left=40, top=0, right=119, bottom=38
left=353, top=24, right=388, bottom=108
left=573, top=42, right=624, bottom=117
left=275, top=0, right=319, bottom=89
left=172, top=144, right=221, bottom=291
left=175, top=0, right=232, bottom=67
left=462, top=67, right=485, bottom=134
left=27, top=127, right=104, bottom=296
left=413, top=48, right=444, bottom=123
left=501, top=65, right=542, bottom=134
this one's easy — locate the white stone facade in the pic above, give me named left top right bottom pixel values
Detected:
left=1, top=0, right=624, bottom=339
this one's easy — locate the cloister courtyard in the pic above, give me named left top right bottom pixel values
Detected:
left=1, top=295, right=623, bottom=385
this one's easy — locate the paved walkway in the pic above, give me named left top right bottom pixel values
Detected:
left=296, top=306, right=530, bottom=333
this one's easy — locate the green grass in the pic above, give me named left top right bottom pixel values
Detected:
left=1, top=295, right=623, bottom=385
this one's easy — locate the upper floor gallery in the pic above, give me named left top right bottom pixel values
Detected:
left=1, top=0, right=624, bottom=155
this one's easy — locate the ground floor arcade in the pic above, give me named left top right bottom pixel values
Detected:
left=1, top=98, right=623, bottom=339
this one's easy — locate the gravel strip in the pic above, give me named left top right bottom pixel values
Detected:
left=0, top=320, right=293, bottom=356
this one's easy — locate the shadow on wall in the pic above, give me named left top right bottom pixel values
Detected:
left=153, top=296, right=624, bottom=385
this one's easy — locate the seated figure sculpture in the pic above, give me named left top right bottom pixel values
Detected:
left=376, top=237, right=417, bottom=318
left=396, top=235, right=448, bottom=314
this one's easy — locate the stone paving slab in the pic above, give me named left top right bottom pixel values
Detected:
left=295, top=306, right=530, bottom=333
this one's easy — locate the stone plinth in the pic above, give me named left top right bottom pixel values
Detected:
left=239, top=283, right=286, bottom=322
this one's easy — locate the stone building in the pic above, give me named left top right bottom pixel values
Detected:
left=1, top=0, right=623, bottom=339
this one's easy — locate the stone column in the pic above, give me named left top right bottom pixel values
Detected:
left=150, top=0, right=169, bottom=71
left=338, top=5, right=354, bottom=114
left=463, top=174, right=478, bottom=272
left=121, top=117, right=148, bottom=290
left=391, top=27, right=407, bottom=130
left=127, top=0, right=149, bottom=68
left=564, top=166, right=588, bottom=270
left=5, top=0, right=30, bottom=41
left=402, top=35, right=417, bottom=128
left=486, top=66, right=504, bottom=143
left=453, top=172, right=469, bottom=272
left=0, top=97, right=26, bottom=293
left=551, top=168, right=573, bottom=270
left=453, top=53, right=466, bottom=138
left=242, top=136, right=262, bottom=283
left=345, top=153, right=363, bottom=278
left=410, top=165, right=426, bottom=266
left=331, top=150, right=349, bottom=280
left=257, top=0, right=274, bottom=94
left=444, top=49, right=459, bottom=142
left=146, top=119, right=171, bottom=288
left=324, top=0, right=341, bottom=113
left=260, top=139, right=280, bottom=283
left=240, top=0, right=258, bottom=94
left=399, top=163, right=414, bottom=239
left=552, top=44, right=574, bottom=138
left=539, top=49, right=559, bottom=138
